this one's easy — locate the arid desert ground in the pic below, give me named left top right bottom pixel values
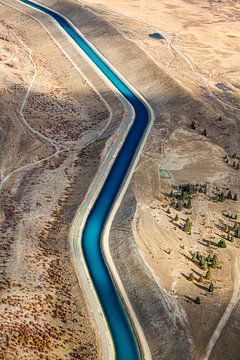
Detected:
left=0, top=0, right=239, bottom=359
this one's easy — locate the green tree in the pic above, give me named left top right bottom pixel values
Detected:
left=188, top=273, right=194, bottom=281
left=166, top=208, right=171, bottom=214
left=195, top=296, right=201, bottom=304
left=191, top=121, right=196, bottom=130
left=234, top=222, right=239, bottom=231
left=205, top=269, right=211, bottom=280
left=174, top=214, right=179, bottom=222
left=218, top=193, right=225, bottom=202
left=183, top=218, right=192, bottom=234
left=192, top=253, right=197, bottom=262
left=227, top=191, right=232, bottom=200
left=200, top=256, right=206, bottom=268
left=225, top=224, right=229, bottom=233
left=212, top=255, right=220, bottom=268
left=177, top=199, right=184, bottom=211
left=202, top=262, right=208, bottom=271
left=185, top=198, right=192, bottom=209
left=218, top=240, right=227, bottom=248
left=209, top=282, right=214, bottom=293
left=230, top=236, right=234, bottom=242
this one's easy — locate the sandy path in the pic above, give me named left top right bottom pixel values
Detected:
left=204, top=258, right=240, bottom=360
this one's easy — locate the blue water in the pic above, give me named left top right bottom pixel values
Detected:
left=149, top=33, right=165, bottom=40
left=19, top=1, right=150, bottom=358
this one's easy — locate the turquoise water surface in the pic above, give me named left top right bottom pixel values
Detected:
left=19, top=1, right=150, bottom=358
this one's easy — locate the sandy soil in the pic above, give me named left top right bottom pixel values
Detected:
left=69, top=1, right=240, bottom=358
left=0, top=3, right=124, bottom=359
left=133, top=127, right=240, bottom=358
left=1, top=0, right=239, bottom=359
left=80, top=0, right=240, bottom=114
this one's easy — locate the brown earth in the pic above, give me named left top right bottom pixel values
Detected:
left=0, top=2, right=125, bottom=359
left=1, top=0, right=240, bottom=359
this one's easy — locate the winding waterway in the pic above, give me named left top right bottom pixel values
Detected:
left=18, top=0, right=151, bottom=358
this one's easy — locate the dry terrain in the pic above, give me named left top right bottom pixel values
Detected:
left=70, top=0, right=239, bottom=358
left=1, top=0, right=239, bottom=360
left=0, top=2, right=125, bottom=359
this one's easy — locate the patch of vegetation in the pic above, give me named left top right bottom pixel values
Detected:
left=183, top=217, right=192, bottom=235
left=192, top=252, right=221, bottom=269
left=218, top=239, right=227, bottom=248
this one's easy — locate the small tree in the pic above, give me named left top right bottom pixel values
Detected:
left=200, top=256, right=206, bottom=268
left=191, top=121, right=196, bottom=130
left=209, top=282, right=214, bottom=293
left=174, top=214, right=179, bottom=222
left=230, top=236, right=234, bottom=242
left=225, top=224, right=229, bottom=233
left=202, top=129, right=207, bottom=136
left=234, top=222, right=239, bottom=231
left=205, top=269, right=211, bottom=280
left=198, top=274, right=204, bottom=283
left=192, top=253, right=197, bottom=262
left=177, top=199, right=184, bottom=211
left=233, top=193, right=238, bottom=201
left=227, top=191, right=232, bottom=200
left=166, top=208, right=171, bottom=214
left=195, top=296, right=201, bottom=304
left=218, top=240, right=227, bottom=248
left=188, top=273, right=194, bottom=281
left=184, top=218, right=192, bottom=235
left=212, top=255, right=219, bottom=269
left=185, top=198, right=192, bottom=209
left=218, top=193, right=225, bottom=202
left=202, top=262, right=208, bottom=271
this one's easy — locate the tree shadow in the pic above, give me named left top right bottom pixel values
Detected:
left=181, top=272, right=190, bottom=281
left=198, top=240, right=217, bottom=248
left=191, top=268, right=201, bottom=277
left=181, top=252, right=192, bottom=262
left=184, top=295, right=196, bottom=304
left=195, top=283, right=209, bottom=292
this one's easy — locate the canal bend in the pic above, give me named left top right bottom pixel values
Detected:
left=19, top=0, right=151, bottom=358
